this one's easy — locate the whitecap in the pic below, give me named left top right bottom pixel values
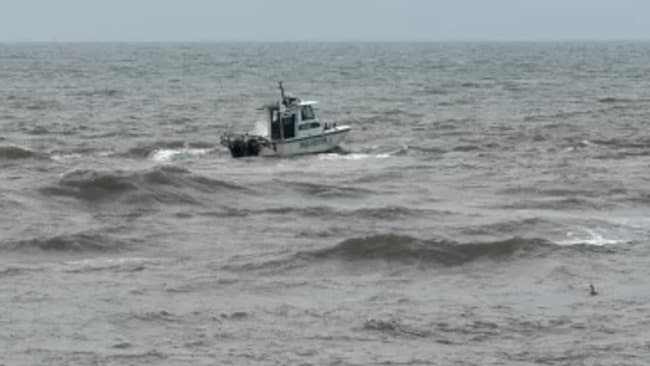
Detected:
left=556, top=229, right=622, bottom=246
left=250, top=120, right=269, bottom=137
left=50, top=153, right=83, bottom=161
left=62, top=257, right=163, bottom=273
left=318, top=153, right=391, bottom=161
left=150, top=147, right=212, bottom=163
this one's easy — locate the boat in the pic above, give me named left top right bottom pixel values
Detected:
left=220, top=82, right=351, bottom=158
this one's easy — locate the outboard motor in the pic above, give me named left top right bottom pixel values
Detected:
left=227, top=138, right=262, bottom=158
left=246, top=139, right=261, bottom=156
left=229, top=140, right=247, bottom=158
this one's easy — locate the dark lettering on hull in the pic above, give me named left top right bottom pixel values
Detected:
left=299, top=137, right=327, bottom=148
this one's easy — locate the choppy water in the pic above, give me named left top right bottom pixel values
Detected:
left=2, top=42, right=650, bottom=365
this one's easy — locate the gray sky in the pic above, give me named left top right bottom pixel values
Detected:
left=1, top=0, right=649, bottom=42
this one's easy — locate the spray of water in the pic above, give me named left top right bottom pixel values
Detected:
left=251, top=120, right=269, bottom=137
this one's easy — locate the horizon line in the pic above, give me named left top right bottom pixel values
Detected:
left=2, top=38, right=650, bottom=44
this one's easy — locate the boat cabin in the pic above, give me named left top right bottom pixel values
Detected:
left=267, top=83, right=331, bottom=142
left=268, top=100, right=324, bottom=141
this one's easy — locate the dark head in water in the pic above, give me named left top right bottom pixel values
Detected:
left=589, top=283, right=598, bottom=296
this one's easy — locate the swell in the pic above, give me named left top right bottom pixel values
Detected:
left=459, top=218, right=556, bottom=237
left=280, top=181, right=374, bottom=198
left=598, top=97, right=650, bottom=104
left=0, top=266, right=44, bottom=277
left=3, top=232, right=127, bottom=252
left=498, top=197, right=607, bottom=211
left=68, top=88, right=125, bottom=98
left=497, top=184, right=633, bottom=210
left=302, top=234, right=555, bottom=265
left=591, top=137, right=650, bottom=150
left=500, top=186, right=612, bottom=198
left=522, top=103, right=641, bottom=122
left=225, top=233, right=617, bottom=272
left=10, top=98, right=62, bottom=111
left=0, top=145, right=46, bottom=160
left=40, top=166, right=250, bottom=204
left=207, top=205, right=449, bottom=221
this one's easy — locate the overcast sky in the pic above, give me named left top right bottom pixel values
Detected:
left=1, top=0, right=649, bottom=42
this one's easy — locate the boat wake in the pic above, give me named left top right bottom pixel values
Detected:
left=318, top=152, right=392, bottom=161
left=127, top=140, right=215, bottom=158
left=150, top=147, right=214, bottom=163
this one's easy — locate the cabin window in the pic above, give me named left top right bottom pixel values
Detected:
left=301, top=105, right=315, bottom=121
left=298, top=122, right=321, bottom=130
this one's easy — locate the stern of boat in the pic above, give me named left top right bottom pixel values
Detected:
left=220, top=133, right=272, bottom=158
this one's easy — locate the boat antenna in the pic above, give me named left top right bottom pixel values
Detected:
left=279, top=81, right=286, bottom=102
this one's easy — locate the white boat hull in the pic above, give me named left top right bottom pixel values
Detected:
left=260, top=126, right=350, bottom=157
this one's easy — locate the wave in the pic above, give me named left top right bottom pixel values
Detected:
left=25, top=126, right=51, bottom=135
left=452, top=144, right=482, bottom=152
left=406, top=141, right=493, bottom=156
left=497, top=185, right=615, bottom=210
left=19, top=100, right=61, bottom=111
left=460, top=218, right=553, bottom=237
left=40, top=166, right=249, bottom=204
left=0, top=145, right=44, bottom=160
left=406, top=145, right=448, bottom=155
left=351, top=206, right=446, bottom=220
left=499, top=197, right=606, bottom=211
left=363, top=317, right=432, bottom=338
left=62, top=257, right=161, bottom=273
left=589, top=137, right=650, bottom=159
left=302, top=234, right=556, bottom=265
left=524, top=100, right=648, bottom=123
left=0, top=266, right=43, bottom=277
left=499, top=186, right=611, bottom=198
left=130, top=310, right=180, bottom=324
left=211, top=205, right=447, bottom=221
left=597, top=97, right=650, bottom=104
left=460, top=82, right=482, bottom=88
left=556, top=231, right=622, bottom=247
left=591, top=137, right=650, bottom=150
left=224, top=232, right=622, bottom=273
left=212, top=206, right=334, bottom=219
left=522, top=109, right=594, bottom=122
left=421, top=86, right=449, bottom=95
left=69, top=89, right=124, bottom=98
left=281, top=181, right=373, bottom=198
left=3, top=232, right=127, bottom=252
